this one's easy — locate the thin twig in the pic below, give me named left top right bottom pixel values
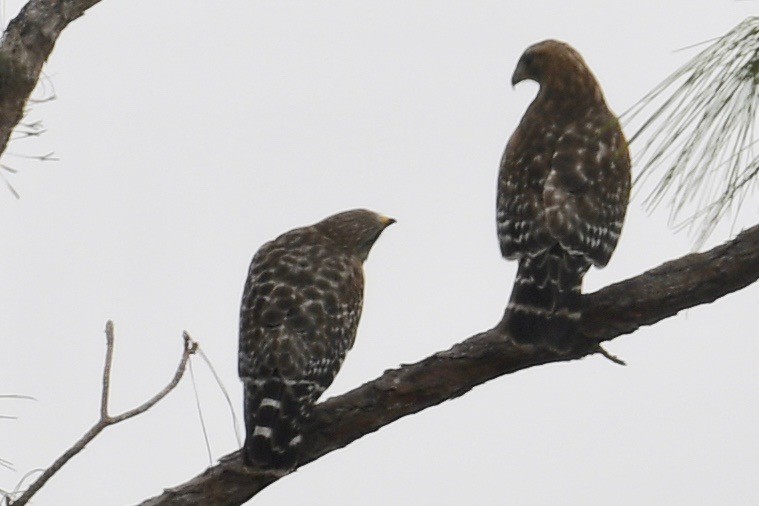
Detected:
left=109, top=331, right=197, bottom=423
left=594, top=344, right=627, bottom=366
left=100, top=320, right=114, bottom=420
left=196, top=347, right=243, bottom=447
left=9, top=322, right=197, bottom=506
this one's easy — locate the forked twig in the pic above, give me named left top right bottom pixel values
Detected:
left=9, top=321, right=198, bottom=506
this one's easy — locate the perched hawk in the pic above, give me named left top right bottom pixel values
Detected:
left=497, top=40, right=631, bottom=352
left=239, top=209, right=394, bottom=468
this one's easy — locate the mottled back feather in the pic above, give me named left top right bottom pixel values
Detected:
left=239, top=209, right=393, bottom=468
left=498, top=40, right=631, bottom=351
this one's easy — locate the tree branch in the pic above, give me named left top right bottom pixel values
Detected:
left=138, top=223, right=759, bottom=505
left=9, top=322, right=197, bottom=506
left=0, top=0, right=103, bottom=160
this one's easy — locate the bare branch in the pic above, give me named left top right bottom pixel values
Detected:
left=100, top=320, right=115, bottom=419
left=10, top=323, right=197, bottom=506
left=0, top=0, right=104, bottom=177
left=109, top=332, right=198, bottom=423
left=138, top=223, right=759, bottom=506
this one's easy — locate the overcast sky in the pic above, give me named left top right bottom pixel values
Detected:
left=1, top=1, right=758, bottom=505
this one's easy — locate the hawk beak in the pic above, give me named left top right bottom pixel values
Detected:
left=511, top=63, right=527, bottom=87
left=378, top=216, right=396, bottom=228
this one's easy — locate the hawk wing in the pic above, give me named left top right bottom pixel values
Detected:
left=544, top=113, right=630, bottom=267
left=239, top=231, right=363, bottom=386
left=497, top=109, right=630, bottom=268
left=497, top=115, right=559, bottom=260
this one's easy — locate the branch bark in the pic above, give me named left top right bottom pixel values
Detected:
left=138, top=224, right=759, bottom=505
left=0, top=0, right=103, bottom=159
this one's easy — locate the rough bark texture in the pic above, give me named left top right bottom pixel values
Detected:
left=138, top=223, right=759, bottom=505
left=0, top=0, right=102, bottom=158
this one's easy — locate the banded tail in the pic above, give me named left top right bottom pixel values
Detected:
left=504, top=245, right=589, bottom=352
left=242, top=378, right=315, bottom=469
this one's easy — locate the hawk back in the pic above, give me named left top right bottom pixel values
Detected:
left=497, top=40, right=630, bottom=351
left=238, top=210, right=393, bottom=468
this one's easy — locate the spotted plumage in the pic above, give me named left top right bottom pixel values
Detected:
left=239, top=209, right=394, bottom=468
left=498, top=40, right=631, bottom=351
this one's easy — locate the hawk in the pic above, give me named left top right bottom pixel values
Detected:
left=239, top=209, right=394, bottom=468
left=497, top=40, right=631, bottom=352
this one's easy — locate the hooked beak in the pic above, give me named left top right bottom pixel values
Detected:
left=379, top=216, right=396, bottom=228
left=511, top=60, right=528, bottom=87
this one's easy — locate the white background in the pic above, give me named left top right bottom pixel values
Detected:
left=1, top=1, right=758, bottom=505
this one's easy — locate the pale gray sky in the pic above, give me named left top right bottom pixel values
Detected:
left=2, top=1, right=758, bottom=505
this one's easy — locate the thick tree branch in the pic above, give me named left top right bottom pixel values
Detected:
left=582, top=223, right=759, bottom=340
left=0, top=0, right=103, bottom=159
left=139, top=223, right=759, bottom=505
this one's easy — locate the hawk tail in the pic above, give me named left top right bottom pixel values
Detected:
left=242, top=378, right=309, bottom=469
left=504, top=246, right=588, bottom=352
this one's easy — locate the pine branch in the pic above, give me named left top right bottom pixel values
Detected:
left=138, top=223, right=759, bottom=506
left=623, top=16, right=759, bottom=244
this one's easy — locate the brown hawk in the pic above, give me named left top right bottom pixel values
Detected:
left=239, top=209, right=394, bottom=468
left=497, top=40, right=631, bottom=352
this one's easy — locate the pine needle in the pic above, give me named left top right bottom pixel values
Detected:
left=623, top=16, right=759, bottom=246
left=188, top=358, right=213, bottom=465
left=196, top=347, right=243, bottom=448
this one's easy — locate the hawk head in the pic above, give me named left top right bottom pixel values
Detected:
left=316, top=209, right=395, bottom=262
left=511, top=39, right=602, bottom=102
